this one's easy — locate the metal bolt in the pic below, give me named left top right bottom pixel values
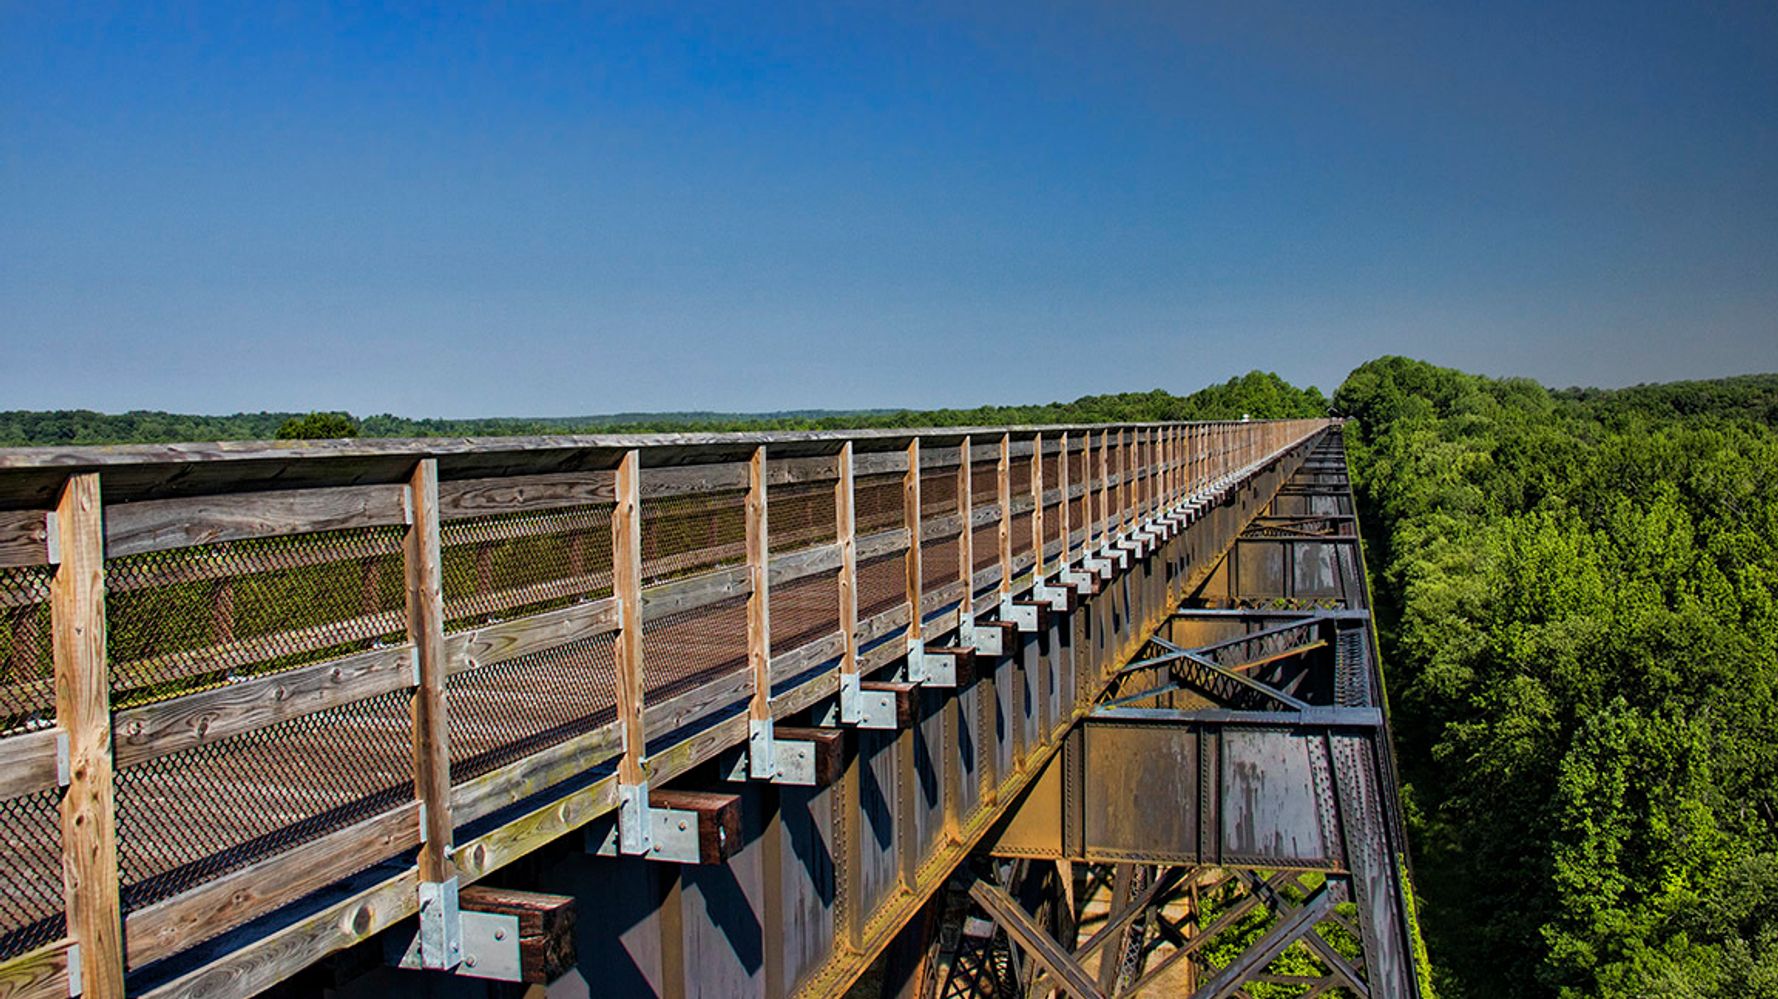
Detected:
left=677, top=819, right=688, bottom=831
left=494, top=928, right=505, bottom=941
left=466, top=955, right=477, bottom=968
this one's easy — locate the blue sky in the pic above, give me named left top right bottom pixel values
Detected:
left=3, top=2, right=1775, bottom=416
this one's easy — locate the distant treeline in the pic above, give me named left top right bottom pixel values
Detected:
left=0, top=370, right=1327, bottom=446
left=1338, top=359, right=1778, bottom=997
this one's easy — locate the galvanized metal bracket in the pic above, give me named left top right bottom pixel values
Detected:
left=457, top=911, right=523, bottom=982
left=617, top=780, right=652, bottom=855
left=1059, top=567, right=1095, bottom=595
left=906, top=637, right=959, bottom=687
left=590, top=799, right=706, bottom=864
left=1032, top=581, right=1070, bottom=613
left=1082, top=555, right=1114, bottom=580
left=960, top=615, right=1004, bottom=657
left=838, top=672, right=900, bottom=729
left=999, top=597, right=1039, bottom=633
left=415, top=877, right=463, bottom=970
left=391, top=907, right=518, bottom=982
left=719, top=717, right=821, bottom=785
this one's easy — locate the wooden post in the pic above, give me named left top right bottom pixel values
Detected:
left=405, top=459, right=455, bottom=884
left=1058, top=432, right=1071, bottom=567
left=52, top=472, right=125, bottom=996
left=746, top=446, right=773, bottom=774
left=613, top=450, right=646, bottom=789
left=903, top=439, right=922, bottom=649
left=836, top=443, right=860, bottom=722
left=957, top=436, right=973, bottom=622
left=1098, top=431, right=1110, bottom=546
left=996, top=434, right=1012, bottom=607
left=1118, top=429, right=1130, bottom=534
left=1030, top=433, right=1044, bottom=580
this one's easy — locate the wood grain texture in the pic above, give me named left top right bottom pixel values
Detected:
left=458, top=886, right=576, bottom=985
left=403, top=459, right=454, bottom=882
left=767, top=541, right=842, bottom=588
left=903, top=439, right=922, bottom=643
left=648, top=789, right=743, bottom=864
left=612, top=450, right=646, bottom=786
left=0, top=727, right=63, bottom=802
left=114, top=644, right=416, bottom=767
left=124, top=803, right=422, bottom=969
left=836, top=443, right=859, bottom=680
left=639, top=564, right=750, bottom=621
left=0, top=940, right=75, bottom=999
left=51, top=471, right=125, bottom=997
left=450, top=721, right=622, bottom=826
left=104, top=484, right=409, bottom=558
left=446, top=596, right=619, bottom=675
left=437, top=471, right=613, bottom=520
left=0, top=509, right=52, bottom=568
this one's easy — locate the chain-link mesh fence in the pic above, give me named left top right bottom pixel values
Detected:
left=642, top=595, right=748, bottom=703
left=770, top=569, right=841, bottom=656
left=0, top=785, right=64, bottom=961
left=105, top=527, right=408, bottom=711
left=1, top=565, right=54, bottom=734
left=853, top=472, right=904, bottom=537
left=856, top=551, right=907, bottom=621
left=113, top=686, right=414, bottom=932
left=640, top=489, right=747, bottom=587
left=442, top=504, right=613, bottom=631
left=768, top=479, right=838, bottom=554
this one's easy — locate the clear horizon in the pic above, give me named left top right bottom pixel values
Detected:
left=5, top=3, right=1776, bottom=418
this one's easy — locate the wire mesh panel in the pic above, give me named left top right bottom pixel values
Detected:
left=440, top=501, right=619, bottom=783
left=0, top=785, right=64, bottom=961
left=970, top=459, right=998, bottom=508
left=1, top=564, right=54, bottom=735
left=971, top=519, right=999, bottom=573
left=1009, top=452, right=1033, bottom=499
left=923, top=535, right=962, bottom=595
left=640, top=489, right=747, bottom=587
left=1009, top=510, right=1035, bottom=559
left=448, top=634, right=619, bottom=785
left=0, top=566, right=63, bottom=961
left=106, top=526, right=408, bottom=710
left=113, top=687, right=414, bottom=929
left=441, top=504, right=613, bottom=631
left=918, top=451, right=959, bottom=522
left=642, top=595, right=748, bottom=703
left=853, top=472, right=904, bottom=537
left=856, top=552, right=907, bottom=621
left=771, top=569, right=841, bottom=655
left=768, top=479, right=839, bottom=555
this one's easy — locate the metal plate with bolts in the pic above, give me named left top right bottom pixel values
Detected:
left=458, top=912, right=523, bottom=982
left=961, top=617, right=1003, bottom=657
left=909, top=648, right=959, bottom=687
left=720, top=739, right=819, bottom=785
left=417, top=878, right=463, bottom=970
left=589, top=804, right=704, bottom=863
left=1060, top=567, right=1094, bottom=595
left=1033, top=582, right=1069, bottom=612
left=839, top=673, right=901, bottom=729
left=1000, top=599, right=1039, bottom=633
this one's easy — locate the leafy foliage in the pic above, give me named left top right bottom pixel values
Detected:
left=274, top=411, right=360, bottom=439
left=0, top=371, right=1325, bottom=446
left=1335, top=357, right=1778, bottom=998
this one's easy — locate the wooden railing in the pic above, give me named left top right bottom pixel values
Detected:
left=0, top=417, right=1327, bottom=996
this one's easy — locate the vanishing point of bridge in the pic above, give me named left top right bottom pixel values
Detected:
left=0, top=418, right=1420, bottom=997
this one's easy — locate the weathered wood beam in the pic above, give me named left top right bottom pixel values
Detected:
left=51, top=471, right=124, bottom=996
left=404, top=459, right=455, bottom=886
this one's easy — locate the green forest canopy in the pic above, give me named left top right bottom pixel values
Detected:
left=0, top=370, right=1326, bottom=447
left=1336, top=359, right=1778, bottom=998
